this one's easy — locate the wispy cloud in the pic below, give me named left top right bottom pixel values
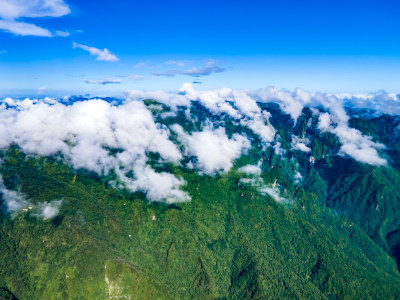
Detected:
left=84, top=78, right=122, bottom=85
left=128, top=75, right=144, bottom=80
left=54, top=30, right=70, bottom=37
left=73, top=42, right=119, bottom=62
left=134, top=62, right=149, bottom=69
left=117, top=75, right=145, bottom=80
left=0, top=19, right=52, bottom=36
left=153, top=59, right=225, bottom=77
left=0, top=0, right=70, bottom=37
left=164, top=60, right=191, bottom=67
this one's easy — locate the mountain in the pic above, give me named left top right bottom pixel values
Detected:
left=0, top=89, right=400, bottom=299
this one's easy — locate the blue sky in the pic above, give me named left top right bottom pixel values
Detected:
left=0, top=0, right=399, bottom=96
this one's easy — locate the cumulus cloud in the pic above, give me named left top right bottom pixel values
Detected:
left=84, top=78, right=122, bottom=85
left=126, top=89, right=190, bottom=107
left=0, top=0, right=70, bottom=37
left=291, top=136, right=311, bottom=152
left=127, top=84, right=389, bottom=166
left=255, top=87, right=312, bottom=122
left=238, top=164, right=262, bottom=176
left=180, top=84, right=276, bottom=143
left=127, top=84, right=276, bottom=144
left=317, top=96, right=387, bottom=166
left=172, top=125, right=250, bottom=175
left=252, top=85, right=388, bottom=166
left=340, top=91, right=400, bottom=117
left=73, top=42, right=119, bottom=62
left=0, top=98, right=189, bottom=203
left=37, top=200, right=62, bottom=219
left=0, top=84, right=392, bottom=206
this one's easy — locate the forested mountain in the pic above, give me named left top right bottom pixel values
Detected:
left=0, top=88, right=399, bottom=299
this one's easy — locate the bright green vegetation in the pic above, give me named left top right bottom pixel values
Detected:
left=0, top=147, right=399, bottom=299
left=1, top=101, right=400, bottom=299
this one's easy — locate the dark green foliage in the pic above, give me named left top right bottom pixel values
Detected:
left=1, top=103, right=400, bottom=299
left=0, top=148, right=399, bottom=299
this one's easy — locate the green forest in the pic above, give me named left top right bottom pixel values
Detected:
left=0, top=99, right=400, bottom=299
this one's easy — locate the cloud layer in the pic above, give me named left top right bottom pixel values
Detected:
left=0, top=85, right=394, bottom=207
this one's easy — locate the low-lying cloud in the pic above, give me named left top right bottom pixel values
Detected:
left=0, top=84, right=395, bottom=206
left=0, top=175, right=62, bottom=218
left=0, top=98, right=189, bottom=203
left=172, top=125, right=250, bottom=175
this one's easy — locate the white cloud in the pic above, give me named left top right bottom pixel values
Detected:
left=0, top=176, right=28, bottom=214
left=258, top=186, right=289, bottom=204
left=0, top=98, right=189, bottom=203
left=317, top=112, right=331, bottom=131
left=274, top=141, right=285, bottom=156
left=172, top=125, right=250, bottom=175
left=238, top=165, right=289, bottom=204
left=73, top=42, right=119, bottom=62
left=317, top=99, right=387, bottom=166
left=128, top=84, right=276, bottom=144
left=0, top=0, right=70, bottom=37
left=0, top=19, right=52, bottom=36
left=0, top=175, right=63, bottom=217
left=341, top=91, right=400, bottom=117
left=255, top=87, right=312, bottom=122
left=132, top=84, right=389, bottom=166
left=0, top=0, right=70, bottom=19
left=84, top=78, right=122, bottom=85
left=37, top=200, right=62, bottom=219
left=291, top=136, right=311, bottom=152
left=54, top=30, right=69, bottom=37
left=126, top=89, right=190, bottom=107
left=238, top=164, right=262, bottom=176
